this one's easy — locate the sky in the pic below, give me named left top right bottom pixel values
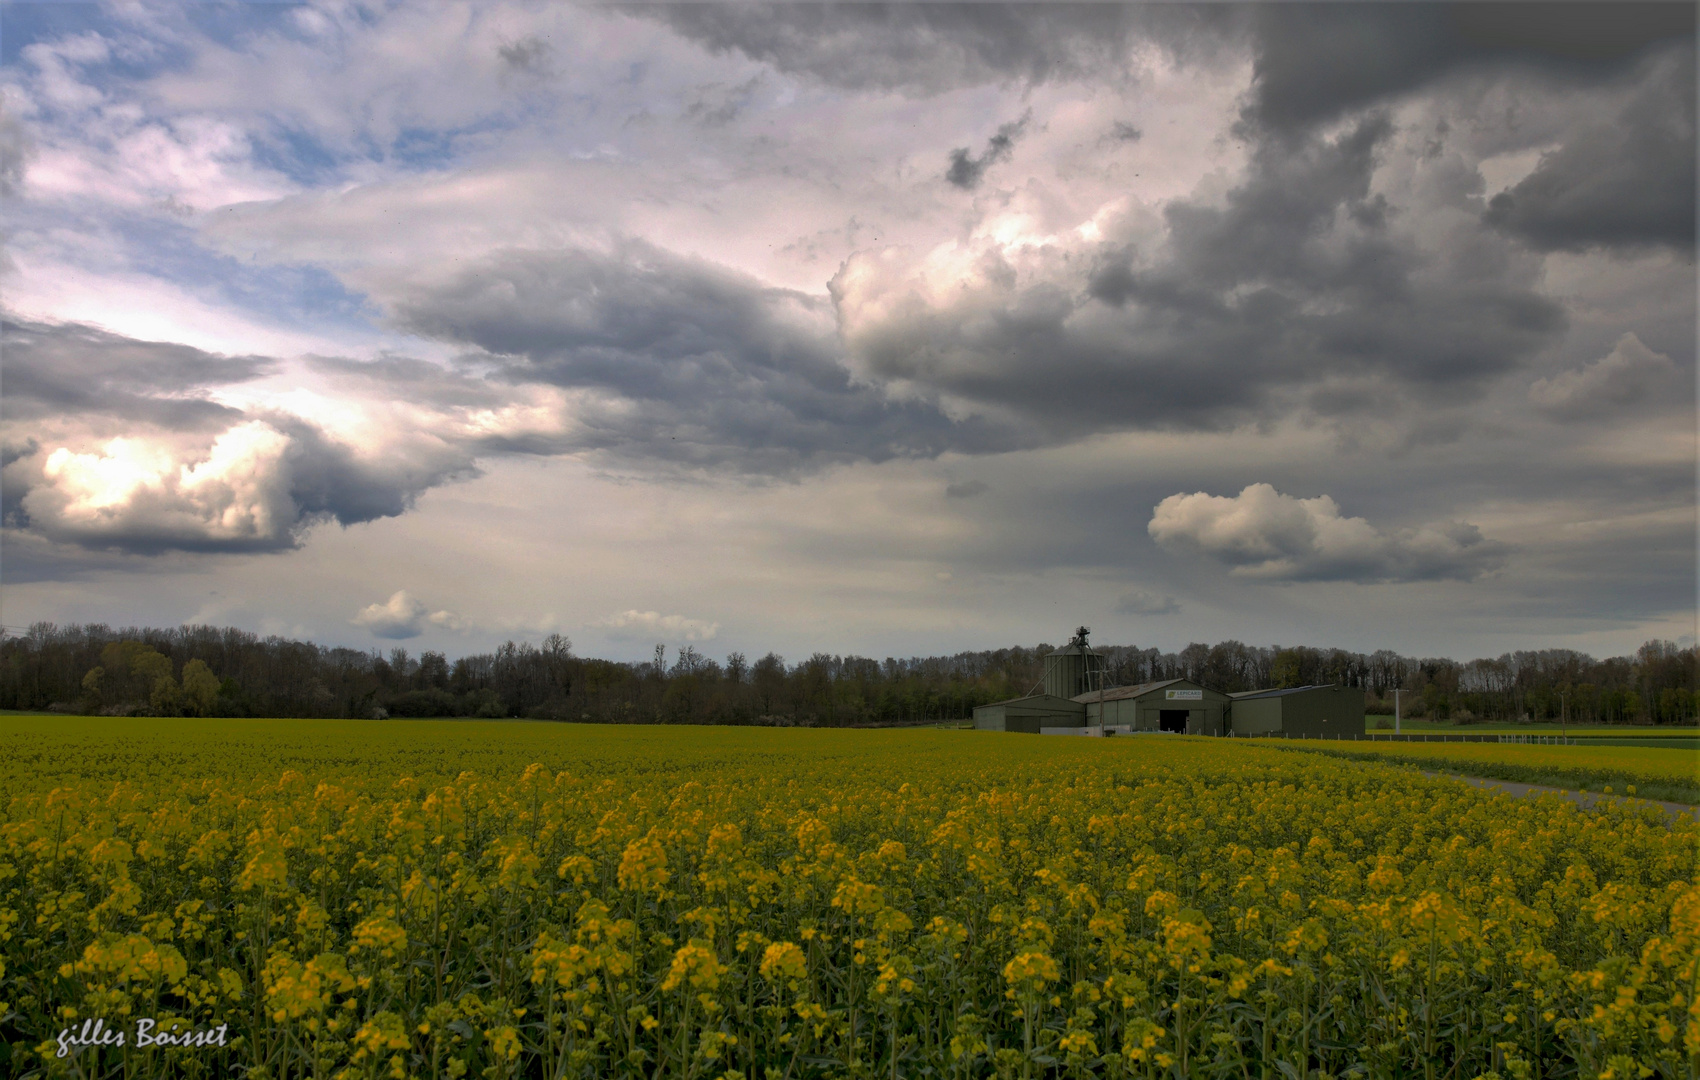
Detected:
left=0, top=1, right=1694, bottom=664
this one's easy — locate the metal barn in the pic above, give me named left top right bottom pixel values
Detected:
left=1226, top=685, right=1365, bottom=737
left=971, top=693, right=1086, bottom=734
left=1075, top=679, right=1231, bottom=735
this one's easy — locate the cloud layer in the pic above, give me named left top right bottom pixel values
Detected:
left=596, top=610, right=721, bottom=643
left=0, top=2, right=1690, bottom=656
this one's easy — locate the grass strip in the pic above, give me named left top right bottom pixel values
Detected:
left=1264, top=741, right=1700, bottom=805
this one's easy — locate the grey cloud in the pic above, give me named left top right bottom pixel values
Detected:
left=389, top=241, right=1022, bottom=474
left=945, top=479, right=988, bottom=499
left=0, top=104, right=31, bottom=198
left=1, top=317, right=267, bottom=429
left=1247, top=2, right=1693, bottom=132
left=685, top=75, right=764, bottom=127
left=1483, top=51, right=1695, bottom=253
left=1528, top=333, right=1683, bottom=419
left=497, top=35, right=550, bottom=74
left=1148, top=483, right=1509, bottom=584
left=1116, top=590, right=1179, bottom=616
left=945, top=112, right=1029, bottom=190
left=836, top=115, right=1565, bottom=439
left=644, top=3, right=1240, bottom=93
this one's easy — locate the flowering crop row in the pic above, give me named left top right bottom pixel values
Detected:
left=0, top=717, right=1694, bottom=1080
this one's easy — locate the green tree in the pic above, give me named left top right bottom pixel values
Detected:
left=150, top=673, right=181, bottom=716
left=93, top=641, right=173, bottom=712
left=181, top=659, right=220, bottom=717
left=79, top=666, right=106, bottom=713
left=1270, top=649, right=1304, bottom=689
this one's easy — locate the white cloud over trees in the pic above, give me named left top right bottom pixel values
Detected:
left=352, top=591, right=465, bottom=640
left=1148, top=484, right=1507, bottom=583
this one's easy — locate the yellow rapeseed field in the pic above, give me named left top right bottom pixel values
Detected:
left=0, top=717, right=1695, bottom=1080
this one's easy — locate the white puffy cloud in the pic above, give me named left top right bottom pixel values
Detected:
left=1148, top=483, right=1507, bottom=583
left=1528, top=333, right=1681, bottom=419
left=351, top=590, right=465, bottom=640
left=1, top=318, right=575, bottom=555
left=595, top=609, right=721, bottom=642
left=22, top=422, right=296, bottom=551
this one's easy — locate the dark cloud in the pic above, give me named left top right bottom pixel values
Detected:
left=643, top=3, right=1240, bottom=93
left=0, top=106, right=31, bottom=199
left=1483, top=51, right=1695, bottom=253
left=389, top=241, right=1022, bottom=473
left=945, top=479, right=988, bottom=499
left=1247, top=2, right=1694, bottom=132
left=837, top=114, right=1566, bottom=439
left=685, top=75, right=764, bottom=127
left=1, top=317, right=266, bottom=429
left=945, top=112, right=1029, bottom=190
left=497, top=35, right=549, bottom=73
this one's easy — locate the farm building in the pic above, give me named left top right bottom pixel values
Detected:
left=1077, top=678, right=1231, bottom=735
left=972, top=629, right=1362, bottom=737
left=972, top=630, right=1104, bottom=733
left=971, top=693, right=1085, bottom=734
left=1226, top=685, right=1365, bottom=737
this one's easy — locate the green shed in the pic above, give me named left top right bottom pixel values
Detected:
left=1072, top=679, right=1230, bottom=735
left=1227, top=685, right=1365, bottom=737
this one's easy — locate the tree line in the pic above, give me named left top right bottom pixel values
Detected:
left=0, top=621, right=1693, bottom=726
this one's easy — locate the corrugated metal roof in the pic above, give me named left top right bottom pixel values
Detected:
left=981, top=693, right=1086, bottom=709
left=1228, top=684, right=1343, bottom=700
left=1070, top=679, right=1188, bottom=704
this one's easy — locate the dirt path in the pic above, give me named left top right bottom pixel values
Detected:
left=1429, top=772, right=1695, bottom=825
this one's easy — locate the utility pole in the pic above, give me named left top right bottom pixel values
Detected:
left=1560, top=690, right=1567, bottom=743
left=1393, top=687, right=1401, bottom=735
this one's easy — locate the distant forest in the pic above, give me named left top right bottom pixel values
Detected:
left=1, top=622, right=1694, bottom=727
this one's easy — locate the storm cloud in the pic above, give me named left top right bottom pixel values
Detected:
left=1246, top=2, right=1693, bottom=132
left=388, top=241, right=1022, bottom=473
left=1483, top=50, right=1696, bottom=253
left=646, top=3, right=1239, bottom=93
left=833, top=113, right=1566, bottom=440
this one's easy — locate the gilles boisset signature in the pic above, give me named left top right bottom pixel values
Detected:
left=56, top=1017, right=229, bottom=1057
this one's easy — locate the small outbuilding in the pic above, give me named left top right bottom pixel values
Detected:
left=1227, top=685, right=1364, bottom=737
left=1074, top=678, right=1231, bottom=735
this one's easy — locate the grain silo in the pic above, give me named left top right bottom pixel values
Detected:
left=1043, top=627, right=1108, bottom=698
